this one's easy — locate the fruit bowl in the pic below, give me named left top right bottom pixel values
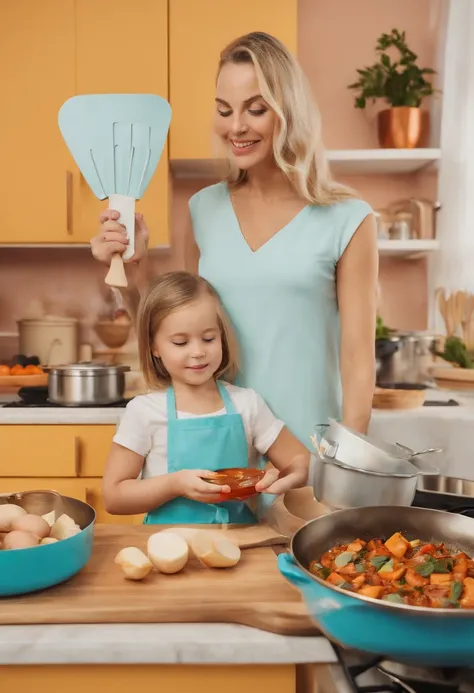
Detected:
left=203, top=468, right=265, bottom=501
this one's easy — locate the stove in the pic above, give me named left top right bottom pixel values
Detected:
left=332, top=648, right=474, bottom=693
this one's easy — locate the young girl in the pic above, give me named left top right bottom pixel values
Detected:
left=102, top=271, right=309, bottom=525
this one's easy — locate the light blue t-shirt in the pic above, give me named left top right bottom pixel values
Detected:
left=189, top=182, right=373, bottom=451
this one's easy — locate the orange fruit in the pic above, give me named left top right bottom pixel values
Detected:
left=24, top=364, right=43, bottom=374
left=10, top=364, right=25, bottom=375
left=0, top=365, right=10, bottom=376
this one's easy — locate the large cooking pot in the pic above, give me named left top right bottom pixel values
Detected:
left=47, top=362, right=130, bottom=406
left=0, top=490, right=95, bottom=596
left=310, top=451, right=427, bottom=509
left=278, top=506, right=474, bottom=666
left=376, top=331, right=438, bottom=385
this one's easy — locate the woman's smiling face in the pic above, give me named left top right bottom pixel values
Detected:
left=214, top=62, right=276, bottom=171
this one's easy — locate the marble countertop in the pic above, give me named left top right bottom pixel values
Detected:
left=0, top=623, right=336, bottom=665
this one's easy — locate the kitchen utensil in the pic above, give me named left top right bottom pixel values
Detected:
left=93, top=320, right=132, bottom=348
left=46, top=362, right=130, bottom=406
left=309, top=444, right=420, bottom=509
left=395, top=443, right=442, bottom=459
left=417, top=473, right=474, bottom=500
left=278, top=505, right=474, bottom=666
left=376, top=331, right=438, bottom=385
left=321, top=419, right=439, bottom=474
left=0, top=490, right=95, bottom=596
left=204, top=467, right=265, bottom=501
left=0, top=524, right=316, bottom=635
left=58, top=94, right=171, bottom=288
left=390, top=212, right=413, bottom=240
left=388, top=199, right=439, bottom=240
left=18, top=317, right=78, bottom=366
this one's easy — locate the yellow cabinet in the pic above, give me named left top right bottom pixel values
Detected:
left=0, top=477, right=144, bottom=525
left=0, top=0, right=75, bottom=243
left=0, top=424, right=143, bottom=524
left=0, top=425, right=115, bottom=477
left=169, top=0, right=298, bottom=160
left=0, top=0, right=169, bottom=247
left=71, top=0, right=170, bottom=246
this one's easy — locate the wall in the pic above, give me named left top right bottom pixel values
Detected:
left=0, top=0, right=444, bottom=346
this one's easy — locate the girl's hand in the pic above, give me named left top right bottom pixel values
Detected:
left=173, top=469, right=231, bottom=503
left=255, top=459, right=308, bottom=496
left=90, top=209, right=149, bottom=265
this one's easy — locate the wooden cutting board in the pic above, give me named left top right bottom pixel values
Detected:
left=0, top=524, right=317, bottom=636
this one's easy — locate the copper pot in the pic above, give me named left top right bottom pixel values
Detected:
left=378, top=107, right=427, bottom=149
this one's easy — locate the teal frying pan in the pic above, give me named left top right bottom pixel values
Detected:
left=58, top=94, right=171, bottom=287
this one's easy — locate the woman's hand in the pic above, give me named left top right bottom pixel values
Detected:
left=90, top=209, right=150, bottom=265
left=255, top=456, right=308, bottom=496
left=173, top=469, right=231, bottom=503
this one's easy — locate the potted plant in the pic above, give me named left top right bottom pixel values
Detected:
left=348, top=29, right=437, bottom=148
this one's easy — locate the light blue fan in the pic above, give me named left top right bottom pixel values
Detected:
left=58, top=94, right=171, bottom=287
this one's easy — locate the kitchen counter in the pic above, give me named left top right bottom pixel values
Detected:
left=0, top=623, right=335, bottom=665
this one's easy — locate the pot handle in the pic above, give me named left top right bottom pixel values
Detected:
left=278, top=553, right=366, bottom=616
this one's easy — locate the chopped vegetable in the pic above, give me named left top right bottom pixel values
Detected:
left=334, top=551, right=354, bottom=568
left=384, top=532, right=410, bottom=558
left=313, top=534, right=474, bottom=609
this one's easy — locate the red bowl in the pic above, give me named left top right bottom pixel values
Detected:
left=203, top=467, right=265, bottom=501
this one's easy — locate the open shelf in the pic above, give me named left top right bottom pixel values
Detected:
left=378, top=239, right=439, bottom=258
left=171, top=148, right=441, bottom=179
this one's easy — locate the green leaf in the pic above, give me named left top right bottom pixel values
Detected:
left=335, top=551, right=354, bottom=568
left=383, top=593, right=404, bottom=604
left=320, top=566, right=330, bottom=580
left=378, top=559, right=395, bottom=574
left=415, top=557, right=436, bottom=577
left=449, top=581, right=463, bottom=604
left=433, top=558, right=454, bottom=574
left=370, top=555, right=390, bottom=570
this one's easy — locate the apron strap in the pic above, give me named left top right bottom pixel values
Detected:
left=166, top=387, right=177, bottom=421
left=217, top=381, right=237, bottom=414
left=168, top=382, right=236, bottom=419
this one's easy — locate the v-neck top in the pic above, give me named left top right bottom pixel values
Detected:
left=189, top=182, right=373, bottom=449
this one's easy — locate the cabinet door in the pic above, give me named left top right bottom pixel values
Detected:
left=0, top=426, right=78, bottom=477
left=0, top=1, right=74, bottom=243
left=169, top=0, right=297, bottom=160
left=71, top=0, right=169, bottom=247
left=0, top=477, right=144, bottom=525
left=75, top=425, right=116, bottom=477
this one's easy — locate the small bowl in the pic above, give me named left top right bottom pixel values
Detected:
left=203, top=468, right=265, bottom=501
left=94, top=320, right=131, bottom=349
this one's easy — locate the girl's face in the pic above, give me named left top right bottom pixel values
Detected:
left=214, top=62, right=276, bottom=171
left=152, top=294, right=223, bottom=387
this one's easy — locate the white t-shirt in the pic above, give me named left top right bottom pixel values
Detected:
left=113, top=382, right=285, bottom=478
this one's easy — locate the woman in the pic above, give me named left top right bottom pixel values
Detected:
left=91, top=31, right=378, bottom=445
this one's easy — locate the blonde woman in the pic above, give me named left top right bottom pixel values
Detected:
left=102, top=272, right=309, bottom=524
left=91, top=31, right=378, bottom=448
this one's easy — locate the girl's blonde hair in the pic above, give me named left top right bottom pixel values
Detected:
left=137, top=271, right=239, bottom=390
left=218, top=31, right=357, bottom=206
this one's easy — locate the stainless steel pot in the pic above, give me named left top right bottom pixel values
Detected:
left=376, top=331, right=439, bottom=385
left=320, top=419, right=440, bottom=476
left=310, top=451, right=418, bottom=509
left=47, top=362, right=130, bottom=406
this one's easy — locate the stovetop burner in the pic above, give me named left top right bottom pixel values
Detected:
left=334, top=647, right=474, bottom=692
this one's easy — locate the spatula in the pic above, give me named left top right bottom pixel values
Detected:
left=58, top=94, right=171, bottom=288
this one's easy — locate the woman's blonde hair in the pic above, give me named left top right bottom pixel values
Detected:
left=137, top=271, right=239, bottom=390
left=217, top=31, right=357, bottom=206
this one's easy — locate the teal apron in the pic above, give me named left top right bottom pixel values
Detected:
left=144, top=381, right=257, bottom=525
